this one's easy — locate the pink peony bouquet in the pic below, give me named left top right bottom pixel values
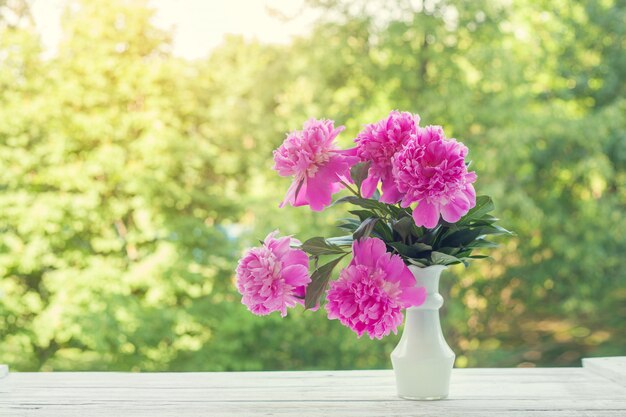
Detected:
left=236, top=111, right=511, bottom=339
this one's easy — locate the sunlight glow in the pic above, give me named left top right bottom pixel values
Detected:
left=30, top=0, right=314, bottom=59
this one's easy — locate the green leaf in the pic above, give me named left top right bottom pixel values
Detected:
left=388, top=241, right=432, bottom=258
left=337, top=224, right=358, bottom=233
left=373, top=220, right=394, bottom=241
left=387, top=204, right=407, bottom=218
left=371, top=188, right=381, bottom=201
left=406, top=258, right=429, bottom=267
left=430, top=251, right=463, bottom=265
left=334, top=195, right=388, bottom=212
left=441, top=223, right=512, bottom=249
left=455, top=249, right=473, bottom=258
left=468, top=215, right=499, bottom=226
left=305, top=255, right=346, bottom=309
left=301, top=237, right=347, bottom=256
left=441, top=228, right=482, bottom=247
left=337, top=218, right=361, bottom=232
left=477, top=224, right=514, bottom=236
left=353, top=217, right=379, bottom=240
left=350, top=161, right=370, bottom=191
left=465, top=239, right=499, bottom=249
left=332, top=195, right=356, bottom=206
left=413, top=242, right=433, bottom=251
left=326, top=235, right=354, bottom=246
left=458, top=196, right=495, bottom=225
left=349, top=209, right=377, bottom=221
left=435, top=246, right=461, bottom=256
left=392, top=216, right=415, bottom=241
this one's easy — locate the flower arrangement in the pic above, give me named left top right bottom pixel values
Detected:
left=236, top=111, right=511, bottom=340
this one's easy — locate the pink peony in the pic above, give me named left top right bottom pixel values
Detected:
left=236, top=231, right=310, bottom=317
left=273, top=118, right=357, bottom=211
left=353, top=111, right=420, bottom=203
left=392, top=125, right=477, bottom=228
left=325, top=237, right=426, bottom=339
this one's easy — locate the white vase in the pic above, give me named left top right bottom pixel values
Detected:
left=390, top=264, right=455, bottom=400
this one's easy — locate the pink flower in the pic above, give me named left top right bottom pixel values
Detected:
left=236, top=231, right=310, bottom=317
left=392, top=125, right=477, bottom=228
left=325, top=238, right=426, bottom=339
left=273, top=118, right=357, bottom=211
left=353, top=111, right=420, bottom=203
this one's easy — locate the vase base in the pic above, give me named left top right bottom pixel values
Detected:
left=399, top=394, right=448, bottom=401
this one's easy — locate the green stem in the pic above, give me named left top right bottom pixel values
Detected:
left=431, top=224, right=446, bottom=248
left=340, top=180, right=360, bottom=197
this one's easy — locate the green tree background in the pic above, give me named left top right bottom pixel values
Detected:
left=0, top=0, right=624, bottom=371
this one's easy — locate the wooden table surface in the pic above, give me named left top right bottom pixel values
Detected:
left=0, top=358, right=624, bottom=416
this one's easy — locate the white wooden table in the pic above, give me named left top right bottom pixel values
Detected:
left=0, top=358, right=624, bottom=416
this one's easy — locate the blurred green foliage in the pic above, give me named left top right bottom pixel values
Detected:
left=0, top=0, right=624, bottom=371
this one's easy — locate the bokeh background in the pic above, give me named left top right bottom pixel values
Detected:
left=0, top=0, right=624, bottom=371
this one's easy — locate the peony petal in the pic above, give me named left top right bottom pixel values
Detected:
left=397, top=262, right=418, bottom=288
left=305, top=175, right=334, bottom=211
left=280, top=179, right=309, bottom=208
left=463, top=183, right=476, bottom=208
left=282, top=249, right=309, bottom=268
left=282, top=264, right=310, bottom=287
left=378, top=254, right=407, bottom=283
left=279, top=179, right=300, bottom=208
left=353, top=111, right=418, bottom=203
left=236, top=233, right=311, bottom=318
left=306, top=156, right=352, bottom=211
left=465, top=171, right=477, bottom=184
left=379, top=176, right=404, bottom=204
left=391, top=124, right=475, bottom=220
left=292, top=285, right=306, bottom=299
left=440, top=192, right=470, bottom=224
left=335, top=148, right=361, bottom=168
left=360, top=172, right=379, bottom=198
left=399, top=197, right=412, bottom=208
left=325, top=237, right=420, bottom=339
left=352, top=237, right=387, bottom=268
left=267, top=234, right=292, bottom=257
left=293, top=180, right=310, bottom=206
left=400, top=286, right=427, bottom=308
left=274, top=119, right=350, bottom=210
left=412, top=200, right=440, bottom=228
left=325, top=154, right=354, bottom=179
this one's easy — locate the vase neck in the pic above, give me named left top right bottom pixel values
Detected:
left=409, top=265, right=446, bottom=293
left=408, top=265, right=446, bottom=311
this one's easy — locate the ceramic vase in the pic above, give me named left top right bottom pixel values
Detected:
left=391, top=265, right=455, bottom=400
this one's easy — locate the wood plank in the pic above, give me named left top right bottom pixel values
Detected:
left=1, top=369, right=625, bottom=416
left=0, top=368, right=599, bottom=388
left=583, top=357, right=626, bottom=387
left=2, top=371, right=624, bottom=399
left=0, top=365, right=7, bottom=379
left=0, top=403, right=625, bottom=417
